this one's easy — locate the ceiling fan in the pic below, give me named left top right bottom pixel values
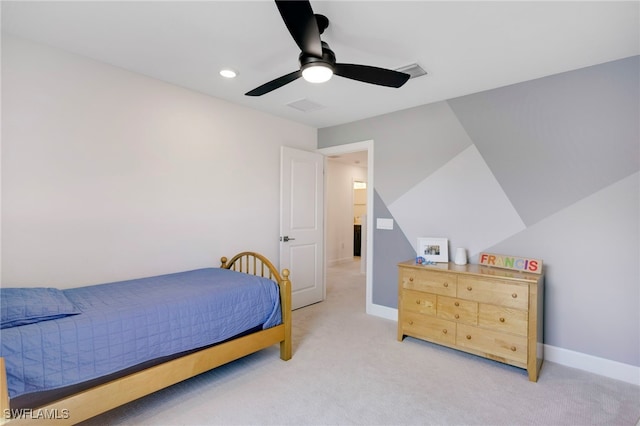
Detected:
left=245, top=0, right=411, bottom=96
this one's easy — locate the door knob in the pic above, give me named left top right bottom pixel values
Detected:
left=280, top=236, right=296, bottom=242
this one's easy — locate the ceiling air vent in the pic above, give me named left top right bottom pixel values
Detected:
left=395, top=63, right=427, bottom=79
left=287, top=98, right=326, bottom=113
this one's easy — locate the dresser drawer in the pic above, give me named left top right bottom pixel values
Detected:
left=437, top=296, right=478, bottom=325
left=402, top=312, right=456, bottom=346
left=402, top=289, right=436, bottom=316
left=478, top=304, right=528, bottom=336
left=456, top=324, right=527, bottom=364
left=457, top=276, right=528, bottom=309
left=401, top=269, right=456, bottom=296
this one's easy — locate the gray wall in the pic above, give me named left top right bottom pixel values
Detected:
left=319, top=56, right=639, bottom=367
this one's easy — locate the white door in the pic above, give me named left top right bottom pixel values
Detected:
left=280, top=146, right=324, bottom=310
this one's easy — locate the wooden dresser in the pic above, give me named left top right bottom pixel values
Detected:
left=397, top=260, right=544, bottom=381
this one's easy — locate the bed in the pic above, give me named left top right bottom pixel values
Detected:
left=0, top=251, right=292, bottom=425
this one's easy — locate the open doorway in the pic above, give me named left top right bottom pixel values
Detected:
left=318, top=140, right=374, bottom=314
left=325, top=153, right=367, bottom=266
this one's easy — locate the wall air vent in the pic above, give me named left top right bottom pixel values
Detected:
left=395, top=63, right=427, bottom=79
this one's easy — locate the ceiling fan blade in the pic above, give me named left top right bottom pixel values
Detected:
left=275, top=0, right=322, bottom=58
left=334, top=63, right=410, bottom=88
left=245, top=70, right=302, bottom=96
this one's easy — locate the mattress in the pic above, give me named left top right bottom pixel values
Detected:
left=0, top=267, right=282, bottom=403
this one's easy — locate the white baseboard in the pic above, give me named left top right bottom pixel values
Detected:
left=367, top=303, right=397, bottom=320
left=370, top=304, right=640, bottom=387
left=544, top=344, right=640, bottom=386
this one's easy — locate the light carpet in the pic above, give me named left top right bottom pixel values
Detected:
left=82, top=258, right=640, bottom=426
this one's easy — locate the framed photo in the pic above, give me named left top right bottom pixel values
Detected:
left=417, top=238, right=449, bottom=263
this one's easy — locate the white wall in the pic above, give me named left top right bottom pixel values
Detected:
left=1, top=35, right=317, bottom=288
left=325, top=159, right=367, bottom=265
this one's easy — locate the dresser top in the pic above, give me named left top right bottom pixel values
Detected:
left=398, top=260, right=543, bottom=283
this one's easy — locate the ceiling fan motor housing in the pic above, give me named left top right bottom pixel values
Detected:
left=300, top=41, right=336, bottom=72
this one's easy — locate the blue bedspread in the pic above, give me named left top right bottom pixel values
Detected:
left=0, top=268, right=281, bottom=400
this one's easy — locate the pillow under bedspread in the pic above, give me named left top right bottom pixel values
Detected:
left=0, top=267, right=281, bottom=400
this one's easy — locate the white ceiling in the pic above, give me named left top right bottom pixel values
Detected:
left=327, top=150, right=368, bottom=167
left=2, top=1, right=638, bottom=129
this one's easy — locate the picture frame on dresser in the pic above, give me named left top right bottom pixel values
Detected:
left=417, top=237, right=449, bottom=263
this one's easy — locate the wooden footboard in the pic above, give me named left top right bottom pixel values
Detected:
left=0, top=252, right=291, bottom=425
left=221, top=251, right=292, bottom=361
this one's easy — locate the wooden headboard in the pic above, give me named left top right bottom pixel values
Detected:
left=221, top=251, right=285, bottom=283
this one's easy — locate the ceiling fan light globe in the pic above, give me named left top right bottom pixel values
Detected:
left=302, top=64, right=333, bottom=83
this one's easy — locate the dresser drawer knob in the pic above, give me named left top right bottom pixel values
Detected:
left=409, top=277, right=414, bottom=282
left=408, top=320, right=414, bottom=325
left=511, top=346, right=517, bottom=352
left=454, top=301, right=460, bottom=307
left=415, top=299, right=421, bottom=305
left=442, top=329, right=448, bottom=334
left=512, top=293, right=517, bottom=298
left=454, top=314, right=460, bottom=319
left=443, top=282, right=449, bottom=287
left=499, top=317, right=505, bottom=323
left=467, top=286, right=472, bottom=291
left=466, top=335, right=472, bottom=340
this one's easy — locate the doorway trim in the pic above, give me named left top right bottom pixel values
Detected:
left=318, top=140, right=374, bottom=315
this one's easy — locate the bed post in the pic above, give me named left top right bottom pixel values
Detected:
left=0, top=358, right=9, bottom=424
left=280, top=269, right=292, bottom=361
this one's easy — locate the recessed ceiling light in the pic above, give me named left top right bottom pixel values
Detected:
left=219, top=69, right=237, bottom=78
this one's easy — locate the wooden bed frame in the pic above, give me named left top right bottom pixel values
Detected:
left=0, top=252, right=292, bottom=425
